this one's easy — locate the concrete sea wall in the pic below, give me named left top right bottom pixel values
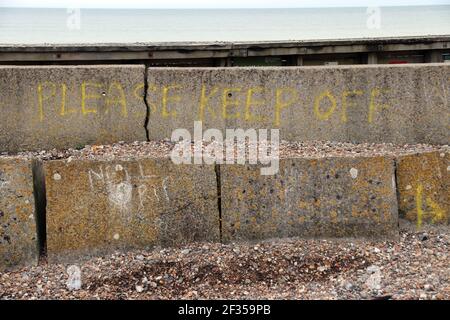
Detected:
left=0, top=64, right=449, bottom=153
left=146, top=64, right=450, bottom=144
left=0, top=65, right=147, bottom=152
left=0, top=63, right=448, bottom=268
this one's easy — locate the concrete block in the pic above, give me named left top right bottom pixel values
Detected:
left=0, top=157, right=38, bottom=271
left=147, top=64, right=450, bottom=145
left=221, top=156, right=399, bottom=241
left=44, top=158, right=219, bottom=263
left=396, top=151, right=449, bottom=226
left=0, top=65, right=147, bottom=152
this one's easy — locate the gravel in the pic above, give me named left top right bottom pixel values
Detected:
left=0, top=220, right=448, bottom=300
left=1, top=140, right=448, bottom=161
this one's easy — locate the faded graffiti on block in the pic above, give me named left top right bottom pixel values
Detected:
left=86, top=162, right=170, bottom=211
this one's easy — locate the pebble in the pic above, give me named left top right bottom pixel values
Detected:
left=0, top=223, right=448, bottom=300
left=365, top=273, right=382, bottom=291
left=135, top=285, right=144, bottom=293
left=66, top=265, right=82, bottom=291
left=8, top=141, right=449, bottom=163
left=424, top=284, right=434, bottom=291
left=366, top=265, right=380, bottom=274
left=344, top=282, right=354, bottom=291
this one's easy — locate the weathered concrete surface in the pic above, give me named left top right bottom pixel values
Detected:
left=396, top=151, right=449, bottom=226
left=0, top=65, right=147, bottom=153
left=221, top=156, right=399, bottom=241
left=0, top=158, right=38, bottom=271
left=147, top=64, right=449, bottom=144
left=44, top=158, right=219, bottom=263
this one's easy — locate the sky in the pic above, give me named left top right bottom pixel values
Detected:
left=0, top=0, right=449, bottom=8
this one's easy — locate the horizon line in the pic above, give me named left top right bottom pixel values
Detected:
left=1, top=4, right=449, bottom=9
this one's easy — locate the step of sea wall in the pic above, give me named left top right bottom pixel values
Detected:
left=42, top=153, right=399, bottom=263
left=1, top=142, right=447, bottom=268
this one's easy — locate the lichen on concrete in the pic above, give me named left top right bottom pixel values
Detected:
left=0, top=157, right=38, bottom=271
left=396, top=151, right=449, bottom=226
left=221, top=156, right=399, bottom=241
left=44, top=158, right=219, bottom=263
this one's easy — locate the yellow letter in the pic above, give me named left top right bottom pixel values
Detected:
left=133, top=83, right=145, bottom=101
left=341, top=89, right=363, bottom=122
left=81, top=82, right=102, bottom=115
left=368, top=88, right=390, bottom=123
left=314, top=90, right=337, bottom=121
left=222, top=88, right=241, bottom=119
left=274, top=88, right=298, bottom=126
left=106, top=82, right=127, bottom=117
left=415, top=183, right=447, bottom=228
left=426, top=198, right=446, bottom=224
left=162, top=85, right=180, bottom=118
left=37, top=82, right=56, bottom=122
left=245, top=87, right=265, bottom=122
left=60, top=84, right=77, bottom=116
left=198, top=86, right=218, bottom=121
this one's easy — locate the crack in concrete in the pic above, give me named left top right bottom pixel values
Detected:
left=215, top=164, right=223, bottom=243
left=143, top=65, right=151, bottom=141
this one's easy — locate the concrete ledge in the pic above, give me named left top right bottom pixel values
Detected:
left=0, top=158, right=38, bottom=271
left=147, top=64, right=449, bottom=145
left=396, top=151, right=449, bottom=226
left=1, top=35, right=449, bottom=62
left=44, top=158, right=219, bottom=263
left=0, top=65, right=147, bottom=153
left=221, top=156, right=399, bottom=241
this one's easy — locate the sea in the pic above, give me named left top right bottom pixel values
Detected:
left=0, top=5, right=449, bottom=44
